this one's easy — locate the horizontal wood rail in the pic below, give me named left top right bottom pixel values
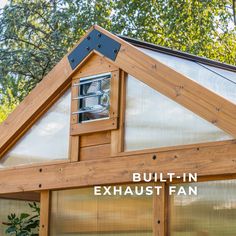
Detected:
left=0, top=140, right=236, bottom=194
left=0, top=191, right=40, bottom=201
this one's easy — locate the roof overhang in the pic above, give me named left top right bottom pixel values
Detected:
left=119, top=35, right=236, bottom=72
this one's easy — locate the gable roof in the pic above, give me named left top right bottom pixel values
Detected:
left=120, top=35, right=236, bottom=72
left=0, top=25, right=235, bottom=158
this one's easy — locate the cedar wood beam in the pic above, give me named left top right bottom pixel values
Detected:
left=94, top=25, right=236, bottom=138
left=39, top=191, right=50, bottom=236
left=0, top=27, right=96, bottom=158
left=0, top=25, right=236, bottom=158
left=0, top=191, right=40, bottom=202
left=0, top=140, right=236, bottom=194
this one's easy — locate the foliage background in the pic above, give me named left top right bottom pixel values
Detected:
left=0, top=0, right=235, bottom=122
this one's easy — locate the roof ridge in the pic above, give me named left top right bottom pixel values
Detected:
left=118, top=35, right=236, bottom=72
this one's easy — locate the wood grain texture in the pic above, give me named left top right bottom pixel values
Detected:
left=0, top=141, right=236, bottom=194
left=69, top=78, right=80, bottom=162
left=111, top=70, right=126, bottom=155
left=80, top=143, right=111, bottom=161
left=71, top=78, right=80, bottom=125
left=71, top=117, right=118, bottom=135
left=80, top=131, right=111, bottom=147
left=72, top=53, right=118, bottom=78
left=0, top=191, right=40, bottom=202
left=94, top=25, right=236, bottom=138
left=39, top=190, right=50, bottom=236
left=110, top=70, right=120, bottom=118
left=69, top=136, right=80, bottom=162
left=153, top=183, right=166, bottom=236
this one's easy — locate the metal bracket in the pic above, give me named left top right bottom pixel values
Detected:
left=68, top=29, right=121, bottom=70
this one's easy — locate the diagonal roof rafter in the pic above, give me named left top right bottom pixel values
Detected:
left=93, top=25, right=236, bottom=137
left=0, top=25, right=235, bottom=159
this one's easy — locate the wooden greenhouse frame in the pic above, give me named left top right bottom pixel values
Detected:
left=0, top=25, right=236, bottom=235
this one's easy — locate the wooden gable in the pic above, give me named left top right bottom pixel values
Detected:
left=0, top=25, right=235, bottom=162
left=0, top=25, right=235, bottom=195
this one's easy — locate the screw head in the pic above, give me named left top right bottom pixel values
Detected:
left=113, top=49, right=118, bottom=54
left=152, top=155, right=157, bottom=160
left=97, top=44, right=101, bottom=48
left=97, top=33, right=102, bottom=37
left=87, top=36, right=91, bottom=40
left=86, top=47, right=90, bottom=51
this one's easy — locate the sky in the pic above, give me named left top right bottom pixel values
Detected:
left=0, top=0, right=7, bottom=9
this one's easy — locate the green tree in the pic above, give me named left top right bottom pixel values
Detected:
left=2, top=202, right=40, bottom=236
left=112, top=0, right=236, bottom=63
left=0, top=0, right=235, bottom=122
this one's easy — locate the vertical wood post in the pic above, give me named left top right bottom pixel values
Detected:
left=70, top=78, right=80, bottom=162
left=69, top=136, right=80, bottom=162
left=153, top=183, right=167, bottom=236
left=111, top=70, right=126, bottom=155
left=39, top=190, right=50, bottom=236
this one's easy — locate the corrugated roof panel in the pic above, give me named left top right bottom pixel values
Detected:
left=139, top=47, right=236, bottom=104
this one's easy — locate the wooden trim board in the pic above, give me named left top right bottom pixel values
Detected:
left=70, top=69, right=120, bottom=135
left=0, top=141, right=236, bottom=194
left=71, top=117, right=118, bottom=135
left=0, top=191, right=40, bottom=202
left=39, top=190, right=50, bottom=236
left=153, top=183, right=167, bottom=236
left=80, top=131, right=111, bottom=147
left=111, top=70, right=126, bottom=155
left=69, top=136, right=80, bottom=162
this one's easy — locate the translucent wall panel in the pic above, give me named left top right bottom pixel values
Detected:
left=125, top=76, right=232, bottom=151
left=0, top=199, right=39, bottom=235
left=139, top=47, right=236, bottom=104
left=50, top=185, right=152, bottom=236
left=0, top=90, right=71, bottom=168
left=170, top=180, right=236, bottom=236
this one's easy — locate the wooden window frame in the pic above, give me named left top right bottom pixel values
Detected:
left=70, top=70, right=120, bottom=135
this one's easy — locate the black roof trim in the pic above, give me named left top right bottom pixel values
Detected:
left=118, top=35, right=236, bottom=73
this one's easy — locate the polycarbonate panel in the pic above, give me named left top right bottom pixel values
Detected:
left=125, top=75, right=232, bottom=151
left=139, top=47, right=236, bottom=104
left=170, top=180, right=236, bottom=236
left=50, top=185, right=152, bottom=236
left=0, top=90, right=71, bottom=168
left=0, top=199, right=39, bottom=235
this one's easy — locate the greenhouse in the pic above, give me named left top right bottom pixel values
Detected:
left=0, top=25, right=236, bottom=236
